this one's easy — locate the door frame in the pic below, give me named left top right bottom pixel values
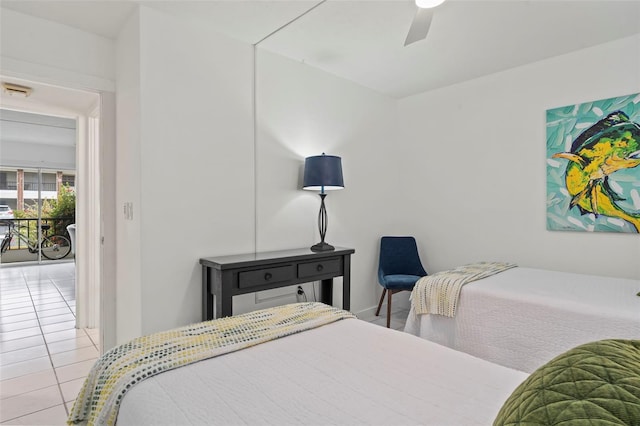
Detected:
left=74, top=105, right=101, bottom=330
left=0, top=77, right=115, bottom=351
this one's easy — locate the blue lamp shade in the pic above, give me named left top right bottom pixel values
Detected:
left=303, top=154, right=344, bottom=191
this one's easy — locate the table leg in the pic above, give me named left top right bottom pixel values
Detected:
left=219, top=295, right=233, bottom=318
left=202, top=266, right=213, bottom=321
left=216, top=271, right=233, bottom=318
left=320, top=278, right=333, bottom=306
left=342, top=254, right=351, bottom=311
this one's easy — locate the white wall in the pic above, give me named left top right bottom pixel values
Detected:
left=0, top=8, right=115, bottom=91
left=133, top=7, right=255, bottom=336
left=398, top=35, right=640, bottom=280
left=254, top=50, right=399, bottom=315
left=115, top=9, right=143, bottom=343
left=115, top=7, right=401, bottom=337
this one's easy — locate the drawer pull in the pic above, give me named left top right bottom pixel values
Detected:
left=316, top=264, right=324, bottom=272
left=264, top=273, right=273, bottom=281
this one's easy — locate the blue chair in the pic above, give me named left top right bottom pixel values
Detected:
left=376, top=236, right=427, bottom=328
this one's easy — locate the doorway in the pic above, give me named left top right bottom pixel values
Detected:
left=0, top=77, right=103, bottom=349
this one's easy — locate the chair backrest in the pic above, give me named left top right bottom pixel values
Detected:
left=378, top=236, right=427, bottom=277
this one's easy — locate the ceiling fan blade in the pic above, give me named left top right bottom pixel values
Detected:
left=404, top=8, right=433, bottom=46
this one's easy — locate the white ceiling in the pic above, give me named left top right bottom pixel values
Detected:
left=0, top=108, right=76, bottom=148
left=0, top=77, right=100, bottom=114
left=1, top=0, right=639, bottom=98
left=0, top=77, right=98, bottom=148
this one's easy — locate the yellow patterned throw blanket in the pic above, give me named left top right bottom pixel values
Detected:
left=68, top=302, right=354, bottom=426
left=411, top=262, right=516, bottom=317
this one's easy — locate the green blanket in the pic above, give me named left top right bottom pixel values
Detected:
left=494, top=339, right=640, bottom=425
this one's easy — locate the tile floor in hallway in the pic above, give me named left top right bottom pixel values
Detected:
left=0, top=262, right=99, bottom=426
left=0, top=261, right=409, bottom=425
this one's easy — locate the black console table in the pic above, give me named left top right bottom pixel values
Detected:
left=200, top=247, right=355, bottom=320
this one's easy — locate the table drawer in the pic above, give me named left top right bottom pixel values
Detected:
left=238, top=265, right=294, bottom=289
left=298, top=258, right=341, bottom=279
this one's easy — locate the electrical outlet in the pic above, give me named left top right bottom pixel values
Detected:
left=296, top=286, right=307, bottom=303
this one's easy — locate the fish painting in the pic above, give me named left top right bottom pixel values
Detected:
left=552, top=111, right=640, bottom=232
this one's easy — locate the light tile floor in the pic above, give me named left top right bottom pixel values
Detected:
left=0, top=262, right=409, bottom=425
left=0, top=262, right=99, bottom=426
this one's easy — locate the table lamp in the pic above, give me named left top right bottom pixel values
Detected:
left=303, top=153, right=344, bottom=252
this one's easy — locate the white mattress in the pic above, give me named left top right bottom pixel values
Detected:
left=405, top=267, right=640, bottom=373
left=117, top=318, right=527, bottom=426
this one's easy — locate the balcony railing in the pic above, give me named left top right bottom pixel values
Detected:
left=24, top=182, right=58, bottom=191
left=1, top=217, right=74, bottom=251
left=0, top=182, right=56, bottom=191
left=1, top=182, right=74, bottom=191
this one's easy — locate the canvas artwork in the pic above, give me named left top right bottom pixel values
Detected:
left=546, top=93, right=640, bottom=233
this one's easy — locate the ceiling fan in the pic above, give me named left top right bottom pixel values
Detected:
left=404, top=0, right=448, bottom=46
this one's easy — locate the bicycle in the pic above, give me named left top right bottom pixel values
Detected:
left=1, top=221, right=72, bottom=260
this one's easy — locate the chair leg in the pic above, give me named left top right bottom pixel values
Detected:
left=375, top=288, right=386, bottom=316
left=386, top=290, right=392, bottom=328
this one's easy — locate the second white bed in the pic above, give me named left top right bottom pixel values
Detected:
left=405, top=267, right=640, bottom=373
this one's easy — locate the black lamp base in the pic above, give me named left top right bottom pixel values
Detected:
left=311, top=193, right=335, bottom=252
left=310, top=241, right=335, bottom=252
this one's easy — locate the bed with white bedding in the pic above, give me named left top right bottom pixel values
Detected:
left=116, top=318, right=526, bottom=426
left=405, top=267, right=640, bottom=373
left=70, top=303, right=528, bottom=426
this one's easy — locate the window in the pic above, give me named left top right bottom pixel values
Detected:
left=62, top=174, right=75, bottom=188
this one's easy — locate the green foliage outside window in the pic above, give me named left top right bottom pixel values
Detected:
left=13, top=184, right=76, bottom=237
